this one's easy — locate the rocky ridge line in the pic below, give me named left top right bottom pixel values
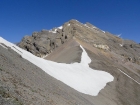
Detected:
left=18, top=19, right=140, bottom=65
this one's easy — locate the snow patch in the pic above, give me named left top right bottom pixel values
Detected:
left=58, top=26, right=63, bottom=29
left=75, top=19, right=79, bottom=22
left=67, top=24, right=70, bottom=26
left=0, top=37, right=114, bottom=96
left=117, top=34, right=121, bottom=37
left=84, top=24, right=105, bottom=33
left=84, top=24, right=90, bottom=29
left=49, top=28, right=58, bottom=33
left=102, top=30, right=105, bottom=33
left=119, top=44, right=123, bottom=47
left=76, top=24, right=83, bottom=27
left=42, top=54, right=48, bottom=58
left=49, top=26, right=63, bottom=33
left=54, top=28, right=57, bottom=32
left=49, top=30, right=56, bottom=33
left=0, top=43, right=8, bottom=49
left=84, top=24, right=96, bottom=29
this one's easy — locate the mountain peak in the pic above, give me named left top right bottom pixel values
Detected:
left=0, top=19, right=140, bottom=105
left=18, top=19, right=140, bottom=65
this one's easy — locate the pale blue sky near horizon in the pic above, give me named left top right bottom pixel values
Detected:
left=0, top=0, right=140, bottom=43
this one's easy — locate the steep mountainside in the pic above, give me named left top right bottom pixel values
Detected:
left=0, top=45, right=97, bottom=105
left=0, top=19, right=140, bottom=105
left=18, top=19, right=140, bottom=105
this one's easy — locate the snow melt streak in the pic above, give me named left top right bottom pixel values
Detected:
left=0, top=37, right=114, bottom=96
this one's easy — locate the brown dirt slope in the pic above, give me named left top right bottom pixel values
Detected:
left=45, top=38, right=82, bottom=63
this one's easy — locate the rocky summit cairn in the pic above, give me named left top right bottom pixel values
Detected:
left=18, top=19, right=140, bottom=64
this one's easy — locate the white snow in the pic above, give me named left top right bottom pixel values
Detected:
left=41, top=54, right=48, bottom=58
left=76, top=24, right=83, bottom=27
left=117, top=34, right=121, bottom=37
left=54, top=28, right=57, bottom=32
left=67, top=24, right=70, bottom=26
left=49, top=31, right=56, bottom=33
left=119, top=44, right=123, bottom=47
left=49, top=26, right=63, bottom=33
left=58, top=26, right=63, bottom=29
left=84, top=24, right=95, bottom=29
left=84, top=24, right=91, bottom=29
left=84, top=24, right=97, bottom=30
left=49, top=28, right=57, bottom=33
left=0, top=43, right=8, bottom=49
left=0, top=37, right=114, bottom=96
left=49, top=30, right=55, bottom=33
left=102, top=30, right=105, bottom=33
left=84, top=24, right=105, bottom=33
left=118, top=69, right=140, bottom=85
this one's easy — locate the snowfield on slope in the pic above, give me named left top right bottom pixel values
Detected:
left=0, top=37, right=114, bottom=96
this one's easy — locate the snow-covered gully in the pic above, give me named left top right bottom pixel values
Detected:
left=0, top=37, right=114, bottom=96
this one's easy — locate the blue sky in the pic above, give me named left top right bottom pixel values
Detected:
left=0, top=0, right=140, bottom=43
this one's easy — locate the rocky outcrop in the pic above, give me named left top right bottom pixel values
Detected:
left=18, top=21, right=75, bottom=57
left=93, top=44, right=110, bottom=50
left=18, top=19, right=140, bottom=65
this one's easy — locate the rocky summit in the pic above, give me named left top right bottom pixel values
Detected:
left=18, top=19, right=140, bottom=65
left=0, top=19, right=140, bottom=105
